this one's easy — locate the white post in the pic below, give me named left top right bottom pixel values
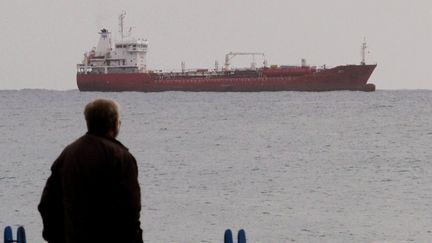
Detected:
left=84, top=54, right=88, bottom=74
left=361, top=38, right=367, bottom=65
left=181, top=61, right=186, bottom=73
left=119, top=11, right=126, bottom=41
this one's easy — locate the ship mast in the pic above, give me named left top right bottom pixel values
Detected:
left=119, top=11, right=126, bottom=41
left=361, top=38, right=367, bottom=65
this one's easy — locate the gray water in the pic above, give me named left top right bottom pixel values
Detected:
left=1, top=90, right=432, bottom=242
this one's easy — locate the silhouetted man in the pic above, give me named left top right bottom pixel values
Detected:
left=39, top=99, right=143, bottom=243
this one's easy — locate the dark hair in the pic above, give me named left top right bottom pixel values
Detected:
left=84, top=99, right=119, bottom=135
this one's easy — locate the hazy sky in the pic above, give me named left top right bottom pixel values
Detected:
left=1, top=0, right=431, bottom=90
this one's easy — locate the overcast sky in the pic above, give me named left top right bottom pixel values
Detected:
left=1, top=0, right=431, bottom=90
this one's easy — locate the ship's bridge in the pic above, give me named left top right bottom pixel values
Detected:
left=77, top=12, right=149, bottom=74
left=115, top=39, right=148, bottom=53
left=110, top=38, right=148, bottom=72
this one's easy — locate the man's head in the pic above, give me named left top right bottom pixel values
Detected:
left=84, top=99, right=120, bottom=138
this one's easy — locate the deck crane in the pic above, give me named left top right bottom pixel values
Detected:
left=224, top=52, right=266, bottom=71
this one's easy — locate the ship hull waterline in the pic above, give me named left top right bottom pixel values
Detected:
left=77, top=64, right=376, bottom=92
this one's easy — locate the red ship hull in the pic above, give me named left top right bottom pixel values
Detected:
left=77, top=64, right=376, bottom=92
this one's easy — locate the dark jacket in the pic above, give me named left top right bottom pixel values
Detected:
left=38, top=133, right=143, bottom=243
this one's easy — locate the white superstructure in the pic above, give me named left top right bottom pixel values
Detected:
left=77, top=13, right=148, bottom=74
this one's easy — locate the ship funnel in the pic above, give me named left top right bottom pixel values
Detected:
left=95, top=28, right=112, bottom=57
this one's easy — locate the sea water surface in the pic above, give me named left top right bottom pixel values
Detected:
left=1, top=90, right=432, bottom=242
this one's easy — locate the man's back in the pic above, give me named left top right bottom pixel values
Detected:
left=39, top=133, right=143, bottom=243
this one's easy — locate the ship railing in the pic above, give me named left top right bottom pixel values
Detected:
left=315, top=65, right=331, bottom=72
left=77, top=64, right=141, bottom=74
left=150, top=67, right=261, bottom=77
left=153, top=70, right=238, bottom=78
left=151, top=69, right=211, bottom=76
left=77, top=64, right=93, bottom=74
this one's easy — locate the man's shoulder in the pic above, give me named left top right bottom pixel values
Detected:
left=58, top=134, right=135, bottom=166
left=62, top=134, right=128, bottom=154
left=52, top=134, right=136, bottom=174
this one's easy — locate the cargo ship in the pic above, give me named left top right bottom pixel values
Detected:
left=77, top=13, right=376, bottom=92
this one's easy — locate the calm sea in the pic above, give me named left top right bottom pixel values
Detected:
left=1, top=90, right=432, bottom=242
